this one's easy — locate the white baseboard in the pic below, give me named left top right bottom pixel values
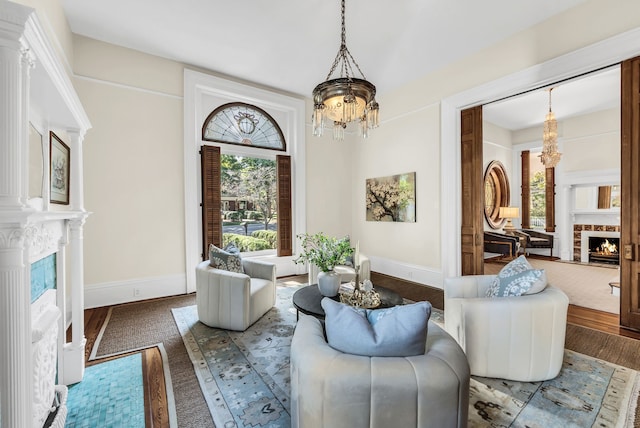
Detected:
left=85, top=274, right=187, bottom=309
left=368, top=256, right=443, bottom=290
left=84, top=258, right=441, bottom=309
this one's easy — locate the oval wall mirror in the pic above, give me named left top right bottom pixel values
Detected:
left=484, top=160, right=510, bottom=229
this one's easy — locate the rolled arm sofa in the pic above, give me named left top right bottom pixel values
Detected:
left=290, top=314, right=470, bottom=428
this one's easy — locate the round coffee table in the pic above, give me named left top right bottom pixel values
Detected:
left=292, top=284, right=404, bottom=320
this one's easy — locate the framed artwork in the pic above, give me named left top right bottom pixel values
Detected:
left=366, top=172, right=416, bottom=222
left=49, top=131, right=70, bottom=205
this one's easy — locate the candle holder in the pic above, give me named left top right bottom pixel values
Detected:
left=339, top=264, right=381, bottom=309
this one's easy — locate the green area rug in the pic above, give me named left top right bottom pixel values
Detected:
left=173, top=285, right=640, bottom=428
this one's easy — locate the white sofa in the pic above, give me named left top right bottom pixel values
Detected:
left=290, top=314, right=470, bottom=428
left=444, top=274, right=569, bottom=382
left=307, top=254, right=370, bottom=285
left=195, top=259, right=276, bottom=331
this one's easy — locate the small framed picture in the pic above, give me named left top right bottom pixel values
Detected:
left=49, top=131, right=70, bottom=205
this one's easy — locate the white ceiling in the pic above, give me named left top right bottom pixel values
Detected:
left=61, top=0, right=619, bottom=130
left=483, top=66, right=621, bottom=131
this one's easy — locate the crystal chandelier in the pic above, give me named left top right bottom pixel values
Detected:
left=539, top=88, right=562, bottom=168
left=312, top=0, right=379, bottom=140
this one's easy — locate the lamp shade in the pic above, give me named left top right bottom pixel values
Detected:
left=499, top=206, right=519, bottom=219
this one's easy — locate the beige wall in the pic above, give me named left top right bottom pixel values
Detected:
left=561, top=107, right=620, bottom=172
left=22, top=0, right=640, bottom=292
left=346, top=0, right=640, bottom=272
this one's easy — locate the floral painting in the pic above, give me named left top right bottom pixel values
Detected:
left=366, top=172, right=416, bottom=222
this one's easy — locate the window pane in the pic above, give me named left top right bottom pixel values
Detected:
left=530, top=152, right=546, bottom=229
left=221, top=154, right=277, bottom=251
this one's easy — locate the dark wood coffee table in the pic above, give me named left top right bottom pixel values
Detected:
left=292, top=284, right=404, bottom=320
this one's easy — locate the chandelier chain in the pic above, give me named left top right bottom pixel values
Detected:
left=324, top=0, right=367, bottom=82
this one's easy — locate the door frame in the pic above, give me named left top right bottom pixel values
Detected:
left=440, top=27, right=640, bottom=280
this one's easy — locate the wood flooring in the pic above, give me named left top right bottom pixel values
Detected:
left=76, top=271, right=640, bottom=428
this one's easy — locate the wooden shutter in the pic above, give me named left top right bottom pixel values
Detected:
left=597, top=186, right=612, bottom=209
left=201, top=145, right=222, bottom=258
left=276, top=155, right=292, bottom=257
left=520, top=150, right=531, bottom=229
left=545, top=167, right=556, bottom=233
left=621, top=56, right=640, bottom=330
left=460, top=106, right=484, bottom=275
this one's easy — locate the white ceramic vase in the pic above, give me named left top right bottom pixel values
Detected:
left=317, top=270, right=341, bottom=297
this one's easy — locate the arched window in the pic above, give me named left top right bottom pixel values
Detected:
left=202, top=102, right=286, bottom=151
left=200, top=103, right=292, bottom=258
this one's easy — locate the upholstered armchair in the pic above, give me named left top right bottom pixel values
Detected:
left=444, top=275, right=568, bottom=382
left=484, top=231, right=520, bottom=258
left=307, top=253, right=370, bottom=285
left=290, top=314, right=470, bottom=428
left=195, top=258, right=276, bottom=331
left=514, top=229, right=554, bottom=256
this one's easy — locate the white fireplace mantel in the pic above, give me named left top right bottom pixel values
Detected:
left=0, top=2, right=91, bottom=427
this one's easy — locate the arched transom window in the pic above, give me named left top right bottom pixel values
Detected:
left=202, top=102, right=286, bottom=151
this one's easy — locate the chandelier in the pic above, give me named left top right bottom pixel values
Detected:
left=539, top=88, right=561, bottom=168
left=312, top=0, right=379, bottom=140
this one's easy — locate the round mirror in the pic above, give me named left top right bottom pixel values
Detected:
left=484, top=161, right=510, bottom=229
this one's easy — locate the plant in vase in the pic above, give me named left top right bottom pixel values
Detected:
left=294, top=232, right=354, bottom=297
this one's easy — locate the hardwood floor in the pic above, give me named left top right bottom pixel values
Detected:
left=78, top=306, right=171, bottom=428
left=74, top=271, right=638, bottom=428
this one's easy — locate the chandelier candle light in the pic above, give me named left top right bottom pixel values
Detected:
left=312, top=0, right=380, bottom=140
left=539, top=88, right=562, bottom=168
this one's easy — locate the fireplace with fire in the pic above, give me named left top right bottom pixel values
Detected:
left=588, top=237, right=620, bottom=265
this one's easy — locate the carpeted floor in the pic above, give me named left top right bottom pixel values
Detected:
left=92, top=274, right=640, bottom=427
left=485, top=257, right=620, bottom=314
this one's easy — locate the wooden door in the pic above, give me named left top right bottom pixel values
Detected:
left=621, top=56, right=640, bottom=330
left=460, top=106, right=484, bottom=275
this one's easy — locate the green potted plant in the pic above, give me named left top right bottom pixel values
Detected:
left=294, top=232, right=353, bottom=296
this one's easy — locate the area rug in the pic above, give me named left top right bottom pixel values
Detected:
left=173, top=285, right=640, bottom=428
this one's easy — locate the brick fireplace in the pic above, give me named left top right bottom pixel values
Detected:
left=573, top=224, right=621, bottom=263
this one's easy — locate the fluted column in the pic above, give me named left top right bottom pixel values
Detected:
left=0, top=30, right=29, bottom=208
left=0, top=225, right=32, bottom=428
left=0, top=4, right=35, bottom=427
left=62, top=217, right=87, bottom=384
left=67, top=129, right=86, bottom=212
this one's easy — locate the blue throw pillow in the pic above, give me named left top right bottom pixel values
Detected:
left=321, top=298, right=431, bottom=357
left=486, top=255, right=546, bottom=297
left=209, top=244, right=244, bottom=273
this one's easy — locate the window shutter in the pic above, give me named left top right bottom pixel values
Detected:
left=520, top=150, right=531, bottom=229
left=545, top=167, right=556, bottom=232
left=276, top=155, right=292, bottom=257
left=597, top=186, right=612, bottom=209
left=201, top=145, right=222, bottom=258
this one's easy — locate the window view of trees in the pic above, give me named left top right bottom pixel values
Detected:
left=221, top=154, right=277, bottom=251
left=530, top=170, right=546, bottom=229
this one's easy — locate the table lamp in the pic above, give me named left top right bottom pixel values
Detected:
left=499, top=206, right=519, bottom=233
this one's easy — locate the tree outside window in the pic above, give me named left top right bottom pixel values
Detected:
left=221, top=154, right=277, bottom=250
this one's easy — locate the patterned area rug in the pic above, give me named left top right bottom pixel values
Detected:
left=173, top=286, right=640, bottom=428
left=172, top=285, right=299, bottom=428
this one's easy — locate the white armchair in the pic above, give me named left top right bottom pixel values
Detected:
left=307, top=254, right=370, bottom=285
left=196, top=258, right=276, bottom=331
left=444, top=275, right=569, bottom=382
